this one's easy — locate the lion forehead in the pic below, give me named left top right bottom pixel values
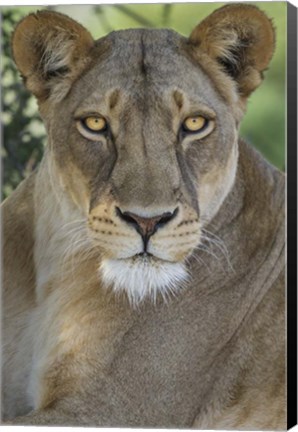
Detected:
left=69, top=31, right=225, bottom=120
left=73, top=29, right=205, bottom=94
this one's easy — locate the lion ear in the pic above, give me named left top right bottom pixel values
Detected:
left=189, top=4, right=275, bottom=98
left=12, top=10, right=94, bottom=101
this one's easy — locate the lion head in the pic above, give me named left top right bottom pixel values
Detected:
left=12, top=4, right=275, bottom=305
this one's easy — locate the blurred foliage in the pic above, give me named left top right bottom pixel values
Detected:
left=2, top=9, right=46, bottom=199
left=1, top=3, right=286, bottom=199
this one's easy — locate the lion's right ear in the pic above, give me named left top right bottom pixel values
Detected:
left=12, top=11, right=94, bottom=101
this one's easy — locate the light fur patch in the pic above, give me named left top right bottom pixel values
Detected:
left=99, top=258, right=188, bottom=306
left=199, top=140, right=238, bottom=224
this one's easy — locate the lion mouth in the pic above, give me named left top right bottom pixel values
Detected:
left=130, top=252, right=166, bottom=262
left=135, top=252, right=153, bottom=258
left=123, top=252, right=178, bottom=267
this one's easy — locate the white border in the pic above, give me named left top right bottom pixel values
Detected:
left=1, top=1, right=296, bottom=432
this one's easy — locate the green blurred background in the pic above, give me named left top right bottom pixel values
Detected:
left=1, top=3, right=286, bottom=199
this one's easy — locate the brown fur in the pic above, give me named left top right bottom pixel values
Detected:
left=2, top=5, right=285, bottom=429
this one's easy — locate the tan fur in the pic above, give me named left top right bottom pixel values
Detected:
left=2, top=5, right=285, bottom=429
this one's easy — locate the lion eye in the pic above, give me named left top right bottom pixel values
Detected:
left=182, top=115, right=208, bottom=133
left=81, top=116, right=107, bottom=133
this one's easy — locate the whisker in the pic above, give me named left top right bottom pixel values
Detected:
left=199, top=228, right=235, bottom=274
left=195, top=244, right=221, bottom=262
left=186, top=252, right=212, bottom=275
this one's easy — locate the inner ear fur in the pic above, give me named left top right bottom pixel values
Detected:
left=12, top=10, right=94, bottom=101
left=189, top=4, right=275, bottom=98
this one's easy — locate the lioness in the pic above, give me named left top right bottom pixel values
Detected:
left=2, top=4, right=285, bottom=429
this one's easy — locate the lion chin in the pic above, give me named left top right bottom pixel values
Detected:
left=99, top=256, right=189, bottom=306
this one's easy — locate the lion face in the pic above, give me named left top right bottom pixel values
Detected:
left=45, top=30, right=238, bottom=303
left=12, top=6, right=274, bottom=304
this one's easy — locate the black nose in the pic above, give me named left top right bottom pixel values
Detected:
left=116, top=207, right=178, bottom=248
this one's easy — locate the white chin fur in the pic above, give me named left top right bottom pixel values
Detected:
left=99, top=258, right=188, bottom=306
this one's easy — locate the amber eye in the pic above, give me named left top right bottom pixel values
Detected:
left=81, top=116, right=107, bottom=133
left=182, top=115, right=208, bottom=133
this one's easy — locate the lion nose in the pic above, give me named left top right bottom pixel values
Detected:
left=116, top=207, right=178, bottom=244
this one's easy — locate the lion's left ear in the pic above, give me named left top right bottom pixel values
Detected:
left=189, top=4, right=275, bottom=98
left=12, top=10, right=94, bottom=102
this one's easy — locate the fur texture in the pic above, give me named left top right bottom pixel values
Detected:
left=2, top=4, right=285, bottom=429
